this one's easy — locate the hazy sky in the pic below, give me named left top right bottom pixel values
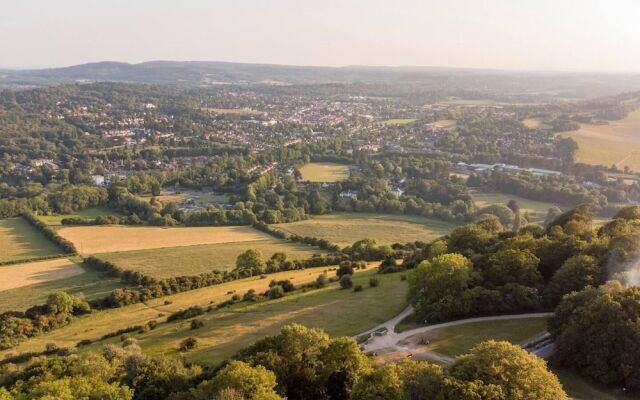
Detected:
left=1, top=0, right=639, bottom=71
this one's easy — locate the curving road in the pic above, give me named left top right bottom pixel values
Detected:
left=356, top=307, right=553, bottom=363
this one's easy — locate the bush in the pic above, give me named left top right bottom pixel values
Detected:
left=268, top=285, right=285, bottom=299
left=339, top=274, right=353, bottom=289
left=315, top=273, right=328, bottom=288
left=179, top=337, right=198, bottom=351
left=243, top=289, right=257, bottom=302
left=190, top=319, right=204, bottom=330
left=353, top=285, right=364, bottom=292
left=369, top=278, right=380, bottom=287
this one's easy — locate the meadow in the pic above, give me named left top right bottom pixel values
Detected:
left=0, top=258, right=84, bottom=292
left=298, top=162, right=351, bottom=182
left=0, top=218, right=62, bottom=263
left=401, top=317, right=547, bottom=357
left=561, top=107, right=640, bottom=171
left=431, top=119, right=457, bottom=128
left=522, top=118, right=550, bottom=129
left=274, top=212, right=456, bottom=246
left=471, top=191, right=560, bottom=223
left=57, top=225, right=269, bottom=254
left=91, top=269, right=407, bottom=364
left=383, top=118, right=417, bottom=125
left=0, top=262, right=127, bottom=312
left=0, top=264, right=384, bottom=356
left=36, top=206, right=119, bottom=226
left=96, top=239, right=325, bottom=279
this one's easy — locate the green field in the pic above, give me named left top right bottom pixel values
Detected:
left=431, top=119, right=457, bottom=128
left=0, top=262, right=127, bottom=313
left=274, top=213, right=456, bottom=246
left=403, top=318, right=547, bottom=357
left=383, top=118, right=417, bottom=125
left=0, top=264, right=383, bottom=357
left=92, top=269, right=407, bottom=364
left=0, top=218, right=62, bottom=263
left=36, top=206, right=119, bottom=226
left=298, top=162, right=351, bottom=182
left=554, top=369, right=640, bottom=400
left=95, top=239, right=325, bottom=279
left=561, top=107, right=640, bottom=171
left=471, top=191, right=561, bottom=223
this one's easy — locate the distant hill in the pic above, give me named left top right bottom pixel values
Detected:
left=2, top=60, right=640, bottom=98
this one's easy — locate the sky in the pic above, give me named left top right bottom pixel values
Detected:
left=1, top=0, right=639, bottom=72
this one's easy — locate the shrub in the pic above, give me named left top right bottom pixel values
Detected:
left=369, top=278, right=380, bottom=287
left=268, top=285, right=285, bottom=299
left=339, top=274, right=353, bottom=289
left=353, top=285, right=364, bottom=292
left=190, top=319, right=204, bottom=330
left=179, top=337, right=198, bottom=351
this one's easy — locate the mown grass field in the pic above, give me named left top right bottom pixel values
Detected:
left=0, top=218, right=62, bottom=263
left=57, top=225, right=269, bottom=254
left=0, top=258, right=84, bottom=292
left=274, top=213, right=456, bottom=246
left=96, top=239, right=326, bottom=279
left=36, top=206, right=120, bottom=226
left=298, top=162, right=351, bottom=182
left=431, top=119, right=456, bottom=128
left=561, top=107, right=640, bottom=171
left=0, top=262, right=127, bottom=313
left=91, top=269, right=407, bottom=364
left=402, top=318, right=547, bottom=357
left=383, top=118, right=417, bottom=125
left=0, top=264, right=382, bottom=356
left=471, top=191, right=560, bottom=223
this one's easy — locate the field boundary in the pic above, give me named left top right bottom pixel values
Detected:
left=0, top=253, right=70, bottom=267
left=21, top=213, right=78, bottom=255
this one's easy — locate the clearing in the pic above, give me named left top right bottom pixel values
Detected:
left=0, top=261, right=126, bottom=313
left=431, top=119, right=457, bottom=128
left=471, top=191, right=560, bottom=223
left=274, top=213, right=456, bottom=246
left=0, top=258, right=84, bottom=293
left=93, top=269, right=407, bottom=364
left=36, top=207, right=120, bottom=226
left=0, top=218, right=62, bottom=263
left=96, top=239, right=325, bottom=279
left=0, top=264, right=383, bottom=356
left=561, top=108, right=640, bottom=171
left=57, top=225, right=269, bottom=254
left=298, top=162, right=351, bottom=182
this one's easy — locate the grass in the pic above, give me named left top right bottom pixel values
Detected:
left=522, top=118, right=551, bottom=129
left=431, top=119, right=456, bottom=128
left=561, top=107, right=640, bottom=171
left=91, top=269, right=407, bottom=365
left=402, top=318, right=547, bottom=357
left=298, top=162, right=351, bottom=182
left=0, top=264, right=381, bottom=356
left=96, top=239, right=326, bottom=279
left=274, top=212, right=456, bottom=246
left=554, top=369, right=640, bottom=400
left=0, top=258, right=84, bottom=292
left=36, top=206, right=119, bottom=226
left=0, top=218, right=62, bottom=263
left=0, top=262, right=128, bottom=313
left=57, top=225, right=269, bottom=255
left=471, top=191, right=561, bottom=223
left=383, top=118, right=417, bottom=125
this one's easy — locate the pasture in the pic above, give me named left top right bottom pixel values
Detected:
left=471, top=191, right=560, bottom=223
left=0, top=262, right=127, bottom=313
left=0, top=264, right=381, bottom=356
left=383, top=118, right=417, bottom=125
left=101, top=269, right=406, bottom=364
left=561, top=108, right=640, bottom=171
left=37, top=207, right=119, bottom=226
left=0, top=218, right=62, bottom=263
left=400, top=317, right=547, bottom=357
left=274, top=212, right=456, bottom=246
left=431, top=119, right=456, bottom=128
left=298, top=162, right=351, bottom=182
left=96, top=239, right=325, bottom=279
left=0, top=258, right=83, bottom=292
left=57, top=225, right=269, bottom=254
left=522, top=118, right=550, bottom=129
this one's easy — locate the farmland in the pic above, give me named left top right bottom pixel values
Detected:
left=88, top=269, right=407, bottom=364
left=57, top=225, right=269, bottom=254
left=0, top=218, right=62, bottom=263
left=471, top=191, right=560, bottom=222
left=0, top=258, right=84, bottom=292
left=0, top=264, right=386, bottom=357
left=0, top=262, right=127, bottom=313
left=561, top=108, right=640, bottom=170
left=96, top=238, right=326, bottom=279
left=383, top=118, right=417, bottom=125
left=298, top=162, right=351, bottom=182
left=274, top=212, right=456, bottom=246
